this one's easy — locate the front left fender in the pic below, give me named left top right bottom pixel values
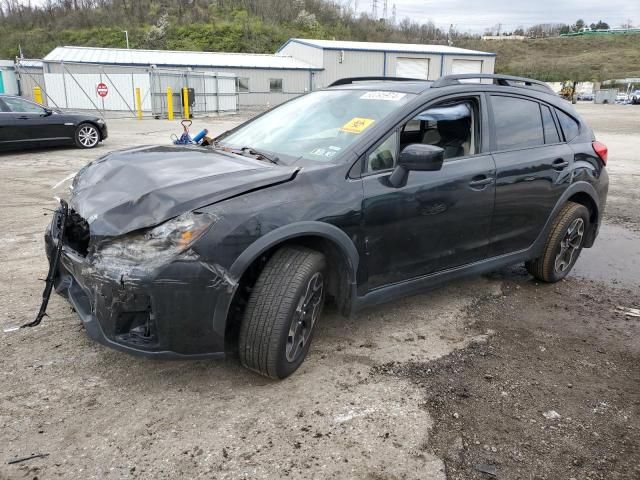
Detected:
left=211, top=221, right=360, bottom=345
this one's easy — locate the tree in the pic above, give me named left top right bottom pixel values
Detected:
left=590, top=20, right=609, bottom=30
left=574, top=19, right=585, bottom=31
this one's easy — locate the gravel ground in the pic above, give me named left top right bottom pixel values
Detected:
left=0, top=104, right=638, bottom=479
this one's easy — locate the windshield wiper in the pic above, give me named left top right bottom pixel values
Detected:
left=238, top=146, right=279, bottom=164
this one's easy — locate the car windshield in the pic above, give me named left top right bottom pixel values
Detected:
left=218, top=89, right=414, bottom=163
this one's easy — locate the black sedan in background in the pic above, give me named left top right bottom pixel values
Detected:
left=0, top=95, right=107, bottom=151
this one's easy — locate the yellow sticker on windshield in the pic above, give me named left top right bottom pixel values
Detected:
left=340, top=117, right=375, bottom=134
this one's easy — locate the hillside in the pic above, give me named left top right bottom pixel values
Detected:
left=460, top=35, right=640, bottom=81
left=1, top=0, right=638, bottom=82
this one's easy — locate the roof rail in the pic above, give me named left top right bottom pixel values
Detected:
left=328, top=76, right=425, bottom=87
left=432, top=74, right=555, bottom=93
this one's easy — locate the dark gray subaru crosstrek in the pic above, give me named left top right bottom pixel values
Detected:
left=42, top=74, right=609, bottom=379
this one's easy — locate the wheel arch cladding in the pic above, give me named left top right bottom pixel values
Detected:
left=567, top=191, right=598, bottom=224
left=212, top=221, right=360, bottom=349
left=529, top=181, right=600, bottom=257
left=566, top=189, right=600, bottom=248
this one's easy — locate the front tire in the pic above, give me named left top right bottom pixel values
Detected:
left=75, top=123, right=100, bottom=149
left=525, top=201, right=590, bottom=283
left=239, top=246, right=326, bottom=379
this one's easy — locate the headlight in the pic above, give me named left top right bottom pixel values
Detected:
left=95, top=212, right=216, bottom=264
left=96, top=119, right=105, bottom=125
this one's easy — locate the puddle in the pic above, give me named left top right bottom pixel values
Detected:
left=572, top=223, right=640, bottom=289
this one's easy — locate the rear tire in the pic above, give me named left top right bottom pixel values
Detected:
left=525, top=201, right=590, bottom=283
left=75, top=123, right=100, bottom=149
left=239, top=246, right=326, bottom=379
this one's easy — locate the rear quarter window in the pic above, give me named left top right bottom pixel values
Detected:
left=556, top=109, right=580, bottom=142
left=491, top=95, right=544, bottom=151
left=541, top=105, right=561, bottom=144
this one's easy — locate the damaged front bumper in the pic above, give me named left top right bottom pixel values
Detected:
left=44, top=223, right=230, bottom=359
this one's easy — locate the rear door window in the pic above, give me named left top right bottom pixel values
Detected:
left=490, top=95, right=544, bottom=151
left=540, top=104, right=560, bottom=144
left=556, top=109, right=580, bottom=141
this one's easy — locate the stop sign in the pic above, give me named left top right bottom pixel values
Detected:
left=96, top=82, right=108, bottom=97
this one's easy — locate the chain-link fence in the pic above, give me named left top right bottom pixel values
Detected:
left=15, top=59, right=238, bottom=119
left=149, top=69, right=237, bottom=118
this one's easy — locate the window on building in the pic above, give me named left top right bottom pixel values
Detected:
left=540, top=104, right=560, bottom=144
left=237, top=77, right=249, bottom=93
left=555, top=109, right=580, bottom=142
left=269, top=78, right=283, bottom=93
left=491, top=96, right=544, bottom=151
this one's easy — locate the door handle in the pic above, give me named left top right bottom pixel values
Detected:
left=469, top=176, right=494, bottom=189
left=552, top=158, right=570, bottom=170
left=17, top=116, right=30, bottom=120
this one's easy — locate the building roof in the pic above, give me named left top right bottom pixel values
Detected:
left=15, top=59, right=43, bottom=68
left=43, top=46, right=321, bottom=70
left=279, top=38, right=495, bottom=57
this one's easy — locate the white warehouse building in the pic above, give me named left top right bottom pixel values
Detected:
left=29, top=38, right=494, bottom=110
left=278, top=38, right=496, bottom=90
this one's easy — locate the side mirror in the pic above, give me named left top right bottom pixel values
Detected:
left=388, top=144, right=444, bottom=187
left=42, top=108, right=53, bottom=117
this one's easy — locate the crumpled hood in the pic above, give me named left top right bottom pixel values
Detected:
left=70, top=145, right=298, bottom=237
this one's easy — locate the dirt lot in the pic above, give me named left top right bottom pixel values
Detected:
left=1, top=104, right=638, bottom=479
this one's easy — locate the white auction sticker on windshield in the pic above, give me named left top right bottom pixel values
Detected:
left=360, top=91, right=406, bottom=101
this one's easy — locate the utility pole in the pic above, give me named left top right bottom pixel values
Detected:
left=122, top=30, right=130, bottom=49
left=371, top=0, right=377, bottom=19
left=391, top=4, right=396, bottom=24
left=383, top=0, right=388, bottom=19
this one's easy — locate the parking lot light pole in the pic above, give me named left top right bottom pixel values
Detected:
left=122, top=30, right=130, bottom=49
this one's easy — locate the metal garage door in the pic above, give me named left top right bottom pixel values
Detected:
left=451, top=59, right=483, bottom=74
left=396, top=57, right=430, bottom=79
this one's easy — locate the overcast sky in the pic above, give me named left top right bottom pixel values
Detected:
left=347, top=0, right=640, bottom=32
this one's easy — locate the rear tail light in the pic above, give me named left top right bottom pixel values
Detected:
left=592, top=141, right=608, bottom=165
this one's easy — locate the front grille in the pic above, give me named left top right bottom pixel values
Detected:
left=63, top=209, right=90, bottom=256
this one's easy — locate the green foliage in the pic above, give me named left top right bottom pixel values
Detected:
left=0, top=0, right=636, bottom=82
left=459, top=35, right=640, bottom=81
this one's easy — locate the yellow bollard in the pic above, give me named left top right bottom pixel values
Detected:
left=33, top=86, right=43, bottom=105
left=135, top=87, right=142, bottom=120
left=167, top=87, right=174, bottom=120
left=182, top=87, right=190, bottom=119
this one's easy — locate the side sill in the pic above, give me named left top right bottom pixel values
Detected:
left=353, top=247, right=531, bottom=311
